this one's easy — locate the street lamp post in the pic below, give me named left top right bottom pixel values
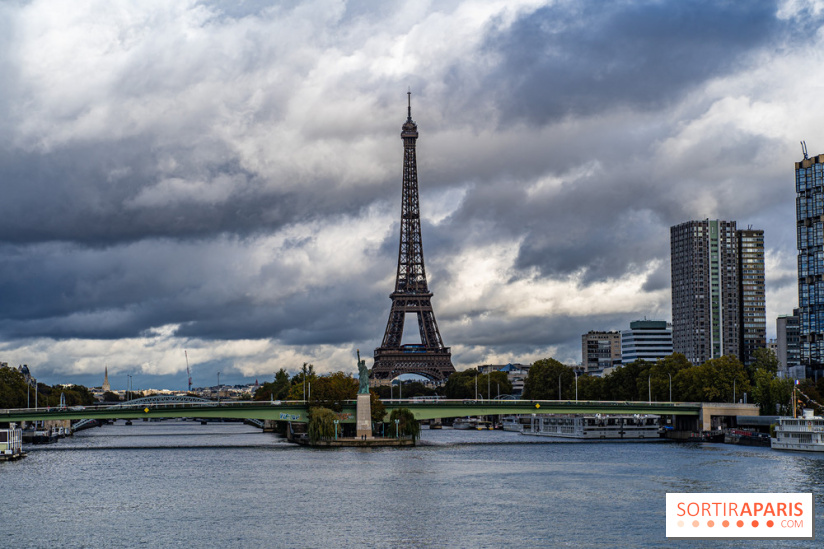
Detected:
left=648, top=374, right=651, bottom=404
left=334, top=419, right=339, bottom=441
left=395, top=418, right=400, bottom=439
left=558, top=374, right=562, bottom=400
left=668, top=373, right=672, bottom=402
left=575, top=370, right=579, bottom=401
left=217, top=372, right=221, bottom=406
left=733, top=379, right=736, bottom=403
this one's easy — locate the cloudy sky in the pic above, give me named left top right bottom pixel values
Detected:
left=1, top=0, right=822, bottom=390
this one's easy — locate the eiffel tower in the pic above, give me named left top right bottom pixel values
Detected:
left=372, top=93, right=455, bottom=382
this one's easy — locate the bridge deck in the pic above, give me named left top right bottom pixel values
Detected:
left=1, top=399, right=704, bottom=424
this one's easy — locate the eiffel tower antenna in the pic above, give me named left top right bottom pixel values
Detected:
left=372, top=93, right=455, bottom=383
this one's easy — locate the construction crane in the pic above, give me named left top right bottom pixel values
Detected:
left=801, top=140, right=809, bottom=160
left=185, top=350, right=192, bottom=393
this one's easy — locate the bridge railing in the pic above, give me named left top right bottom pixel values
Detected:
left=0, top=399, right=310, bottom=416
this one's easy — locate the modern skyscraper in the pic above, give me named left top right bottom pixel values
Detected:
left=671, top=220, right=740, bottom=365
left=621, top=320, right=673, bottom=364
left=738, top=228, right=766, bottom=366
left=581, top=331, right=621, bottom=374
left=796, top=149, right=824, bottom=374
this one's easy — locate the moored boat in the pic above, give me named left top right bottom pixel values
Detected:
left=452, top=418, right=477, bottom=430
left=0, top=424, right=25, bottom=461
left=771, top=409, right=824, bottom=452
left=527, top=414, right=663, bottom=439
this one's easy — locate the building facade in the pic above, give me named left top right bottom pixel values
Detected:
left=477, top=363, right=531, bottom=396
left=581, top=331, right=621, bottom=374
left=737, top=229, right=766, bottom=366
left=671, top=220, right=741, bottom=365
left=776, top=310, right=801, bottom=379
left=796, top=152, right=824, bottom=374
left=621, top=320, right=673, bottom=364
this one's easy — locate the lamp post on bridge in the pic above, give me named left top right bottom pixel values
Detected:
left=575, top=370, right=579, bottom=401
left=668, top=373, right=672, bottom=402
left=648, top=374, right=651, bottom=404
left=217, top=372, right=221, bottom=406
left=558, top=374, right=562, bottom=400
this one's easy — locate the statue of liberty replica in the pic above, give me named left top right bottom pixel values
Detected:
left=356, top=350, right=372, bottom=439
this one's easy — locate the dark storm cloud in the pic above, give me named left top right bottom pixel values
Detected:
left=0, top=139, right=395, bottom=245
left=480, top=0, right=783, bottom=125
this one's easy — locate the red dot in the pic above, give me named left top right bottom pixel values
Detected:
left=737, top=520, right=744, bottom=527
left=722, top=520, right=730, bottom=527
left=767, top=520, right=774, bottom=528
left=707, top=520, right=715, bottom=527
left=752, top=520, right=759, bottom=528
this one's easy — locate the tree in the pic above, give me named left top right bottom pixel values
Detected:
left=748, top=348, right=780, bottom=385
left=752, top=367, right=792, bottom=415
left=388, top=408, right=420, bottom=441
left=287, top=363, right=317, bottom=400
left=308, top=371, right=358, bottom=412
left=254, top=368, right=291, bottom=401
left=477, top=371, right=513, bottom=399
left=674, top=355, right=750, bottom=403
left=370, top=390, right=386, bottom=425
left=522, top=358, right=574, bottom=400
left=101, top=391, right=121, bottom=402
left=307, top=407, right=338, bottom=443
left=0, top=367, right=29, bottom=408
left=443, top=369, right=478, bottom=399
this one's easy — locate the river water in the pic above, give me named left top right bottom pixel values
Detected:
left=1, top=421, right=822, bottom=548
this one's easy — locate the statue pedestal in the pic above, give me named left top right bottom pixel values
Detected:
left=356, top=393, right=372, bottom=439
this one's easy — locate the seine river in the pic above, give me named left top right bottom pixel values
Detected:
left=2, top=421, right=822, bottom=548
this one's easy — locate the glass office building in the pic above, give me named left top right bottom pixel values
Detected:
left=796, top=152, right=824, bottom=371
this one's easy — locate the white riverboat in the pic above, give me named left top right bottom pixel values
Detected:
left=452, top=418, right=477, bottom=430
left=771, top=409, right=824, bottom=452
left=501, top=416, right=523, bottom=432
left=527, top=414, right=662, bottom=439
left=0, top=423, right=25, bottom=461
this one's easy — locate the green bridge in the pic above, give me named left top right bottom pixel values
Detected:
left=1, top=397, right=708, bottom=425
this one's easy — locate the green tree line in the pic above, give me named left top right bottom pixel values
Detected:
left=521, top=350, right=795, bottom=414
left=0, top=367, right=96, bottom=409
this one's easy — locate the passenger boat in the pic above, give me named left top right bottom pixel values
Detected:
left=526, top=414, right=662, bottom=439
left=452, top=418, right=477, bottom=430
left=771, top=409, right=824, bottom=452
left=475, top=420, right=493, bottom=430
left=501, top=416, right=524, bottom=432
left=0, top=424, right=25, bottom=461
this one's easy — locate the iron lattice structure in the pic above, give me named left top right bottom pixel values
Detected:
left=372, top=94, right=455, bottom=382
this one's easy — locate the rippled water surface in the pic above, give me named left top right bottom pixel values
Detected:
left=2, top=421, right=822, bottom=548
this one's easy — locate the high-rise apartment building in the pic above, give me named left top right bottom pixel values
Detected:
left=671, top=220, right=766, bottom=365
left=738, top=229, right=766, bottom=366
left=581, top=331, right=621, bottom=374
left=621, top=320, right=673, bottom=364
left=671, top=220, right=741, bottom=365
left=796, top=151, right=824, bottom=373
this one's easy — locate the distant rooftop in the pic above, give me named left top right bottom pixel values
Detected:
left=628, top=320, right=669, bottom=330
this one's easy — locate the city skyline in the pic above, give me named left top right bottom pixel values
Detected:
left=0, top=1, right=822, bottom=388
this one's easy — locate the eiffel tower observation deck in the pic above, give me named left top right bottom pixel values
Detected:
left=372, top=94, right=455, bottom=382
